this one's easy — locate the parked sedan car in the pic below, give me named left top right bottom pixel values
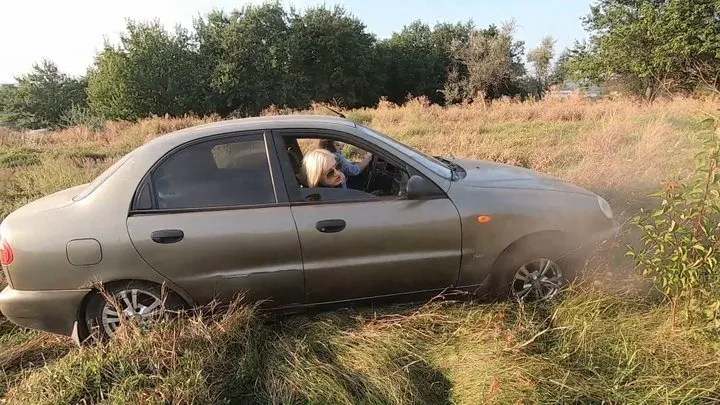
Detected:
left=0, top=115, right=617, bottom=343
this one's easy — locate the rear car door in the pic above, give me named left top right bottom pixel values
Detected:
left=273, top=129, right=462, bottom=304
left=126, top=132, right=305, bottom=307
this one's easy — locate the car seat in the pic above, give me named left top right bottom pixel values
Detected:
left=286, top=144, right=308, bottom=188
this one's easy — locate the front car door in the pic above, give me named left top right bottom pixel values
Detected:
left=272, top=128, right=462, bottom=304
left=126, top=132, right=305, bottom=307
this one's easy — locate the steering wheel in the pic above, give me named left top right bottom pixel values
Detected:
left=363, top=155, right=378, bottom=192
left=364, top=156, right=406, bottom=196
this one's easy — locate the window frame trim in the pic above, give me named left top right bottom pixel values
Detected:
left=269, top=128, right=448, bottom=206
left=128, top=130, right=288, bottom=216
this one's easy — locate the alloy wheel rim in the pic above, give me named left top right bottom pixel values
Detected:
left=511, top=258, right=564, bottom=301
left=101, top=288, right=164, bottom=337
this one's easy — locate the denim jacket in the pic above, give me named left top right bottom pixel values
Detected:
left=334, top=152, right=361, bottom=189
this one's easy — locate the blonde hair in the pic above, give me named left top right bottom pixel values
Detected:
left=301, top=148, right=337, bottom=187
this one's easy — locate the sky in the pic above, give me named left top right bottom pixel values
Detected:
left=0, top=0, right=593, bottom=84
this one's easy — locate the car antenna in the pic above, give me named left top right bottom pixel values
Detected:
left=324, top=105, right=346, bottom=119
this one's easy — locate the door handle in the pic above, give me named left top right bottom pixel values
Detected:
left=316, top=219, right=346, bottom=233
left=151, top=229, right=184, bottom=244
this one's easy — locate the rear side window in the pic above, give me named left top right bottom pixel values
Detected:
left=147, top=135, right=276, bottom=210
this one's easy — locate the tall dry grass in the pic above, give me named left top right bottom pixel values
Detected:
left=3, top=287, right=720, bottom=404
left=0, top=115, right=216, bottom=149
left=1, top=96, right=719, bottom=403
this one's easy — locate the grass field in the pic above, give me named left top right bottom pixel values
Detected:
left=1, top=94, right=720, bottom=404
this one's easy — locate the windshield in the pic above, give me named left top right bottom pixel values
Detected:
left=358, top=125, right=453, bottom=180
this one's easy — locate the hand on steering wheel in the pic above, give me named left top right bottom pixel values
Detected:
left=363, top=155, right=378, bottom=192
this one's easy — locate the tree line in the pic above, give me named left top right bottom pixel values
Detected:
left=1, top=0, right=719, bottom=130
left=0, top=2, right=557, bottom=130
left=569, top=0, right=720, bottom=101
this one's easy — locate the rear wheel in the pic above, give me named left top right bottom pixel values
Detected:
left=84, top=280, right=188, bottom=340
left=493, top=238, right=579, bottom=302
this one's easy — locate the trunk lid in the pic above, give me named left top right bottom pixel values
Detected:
left=4, top=184, right=87, bottom=222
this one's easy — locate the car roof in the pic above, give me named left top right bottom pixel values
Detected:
left=142, top=114, right=356, bottom=153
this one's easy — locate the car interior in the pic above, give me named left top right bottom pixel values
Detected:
left=281, top=135, right=411, bottom=202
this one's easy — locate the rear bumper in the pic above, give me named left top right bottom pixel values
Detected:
left=0, top=286, right=89, bottom=337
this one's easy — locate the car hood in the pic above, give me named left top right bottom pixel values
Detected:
left=448, top=158, right=595, bottom=196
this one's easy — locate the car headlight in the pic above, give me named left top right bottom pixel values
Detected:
left=597, top=196, right=613, bottom=219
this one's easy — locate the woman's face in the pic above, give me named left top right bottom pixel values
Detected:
left=319, top=157, right=345, bottom=187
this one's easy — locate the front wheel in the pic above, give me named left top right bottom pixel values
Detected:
left=84, top=280, right=188, bottom=340
left=509, top=257, right=566, bottom=301
left=494, top=241, right=578, bottom=302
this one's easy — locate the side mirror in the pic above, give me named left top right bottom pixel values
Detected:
left=406, top=175, right=439, bottom=200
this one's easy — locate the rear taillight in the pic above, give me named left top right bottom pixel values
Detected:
left=0, top=238, right=14, bottom=266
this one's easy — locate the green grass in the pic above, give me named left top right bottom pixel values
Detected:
left=0, top=320, right=36, bottom=353
left=0, top=148, right=41, bottom=168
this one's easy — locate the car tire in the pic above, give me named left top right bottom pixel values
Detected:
left=84, top=280, right=188, bottom=340
left=492, top=237, right=579, bottom=302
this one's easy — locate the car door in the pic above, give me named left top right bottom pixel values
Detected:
left=273, top=129, right=462, bottom=304
left=126, top=132, right=305, bottom=307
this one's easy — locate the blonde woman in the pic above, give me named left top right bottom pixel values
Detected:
left=301, top=149, right=347, bottom=188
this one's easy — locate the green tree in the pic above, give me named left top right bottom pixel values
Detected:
left=194, top=2, right=291, bottom=116
left=527, top=36, right=556, bottom=86
left=377, top=21, right=444, bottom=104
left=286, top=5, right=379, bottom=108
left=628, top=122, right=720, bottom=331
left=443, top=22, right=527, bottom=103
left=548, top=48, right=572, bottom=86
left=572, top=0, right=720, bottom=100
left=6, top=5, right=549, bottom=123
left=86, top=47, right=135, bottom=120
left=377, top=20, right=474, bottom=104
left=0, top=84, right=15, bottom=123
left=196, top=3, right=382, bottom=114
left=1, top=60, right=87, bottom=129
left=87, top=19, right=203, bottom=120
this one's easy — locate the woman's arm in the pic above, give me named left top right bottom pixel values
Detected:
left=336, top=151, right=373, bottom=177
left=335, top=153, right=362, bottom=176
left=356, top=152, right=373, bottom=171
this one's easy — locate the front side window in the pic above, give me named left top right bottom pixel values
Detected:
left=148, top=135, right=276, bottom=210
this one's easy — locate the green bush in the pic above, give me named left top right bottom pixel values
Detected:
left=628, top=122, right=720, bottom=332
left=59, top=105, right=105, bottom=131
